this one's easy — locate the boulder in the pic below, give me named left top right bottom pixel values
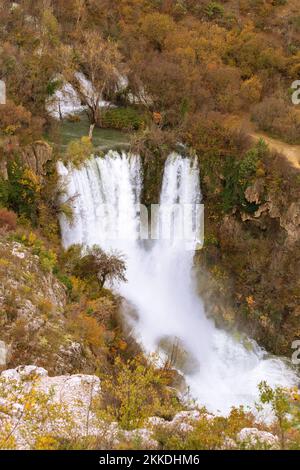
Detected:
left=0, top=366, right=101, bottom=448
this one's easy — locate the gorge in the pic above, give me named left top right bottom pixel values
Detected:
left=58, top=151, right=297, bottom=415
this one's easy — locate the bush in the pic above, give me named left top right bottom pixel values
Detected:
left=97, top=355, right=181, bottom=430
left=271, top=0, right=287, bottom=5
left=204, top=2, right=225, bottom=19
left=70, top=313, right=105, bottom=351
left=0, top=162, right=41, bottom=223
left=252, top=97, right=300, bottom=144
left=257, top=382, right=300, bottom=450
left=222, top=140, right=267, bottom=213
left=154, top=407, right=254, bottom=450
left=0, top=208, right=17, bottom=232
left=65, top=136, right=93, bottom=168
left=18, top=232, right=57, bottom=273
left=73, top=245, right=127, bottom=289
left=101, top=107, right=145, bottom=131
left=0, top=101, right=43, bottom=145
left=67, top=114, right=81, bottom=123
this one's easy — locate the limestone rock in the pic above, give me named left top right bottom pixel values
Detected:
left=1, top=365, right=48, bottom=381
left=0, top=341, right=9, bottom=367
left=0, top=366, right=101, bottom=448
left=123, top=428, right=159, bottom=450
left=245, top=179, right=265, bottom=205
left=242, top=179, right=300, bottom=244
left=280, top=202, right=300, bottom=243
left=21, top=141, right=53, bottom=176
left=237, top=427, right=279, bottom=449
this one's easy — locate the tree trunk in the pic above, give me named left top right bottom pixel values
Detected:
left=89, top=124, right=95, bottom=141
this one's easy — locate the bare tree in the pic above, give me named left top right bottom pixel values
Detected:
left=74, top=245, right=127, bottom=288
left=65, top=31, right=123, bottom=137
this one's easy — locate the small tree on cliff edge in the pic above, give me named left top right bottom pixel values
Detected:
left=74, top=245, right=127, bottom=289
left=65, top=31, right=123, bottom=137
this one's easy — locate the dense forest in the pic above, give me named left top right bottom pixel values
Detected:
left=0, top=0, right=300, bottom=452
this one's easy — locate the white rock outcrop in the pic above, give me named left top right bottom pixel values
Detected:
left=0, top=341, right=9, bottom=367
left=0, top=366, right=101, bottom=448
left=0, top=366, right=281, bottom=451
left=237, top=427, right=279, bottom=449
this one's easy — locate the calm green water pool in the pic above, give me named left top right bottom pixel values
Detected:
left=60, top=114, right=131, bottom=152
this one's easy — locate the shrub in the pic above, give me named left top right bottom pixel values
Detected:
left=67, top=114, right=81, bottom=123
left=65, top=136, right=93, bottom=168
left=252, top=97, right=300, bottom=144
left=241, top=76, right=263, bottom=105
left=0, top=208, right=17, bottom=232
left=101, top=107, right=145, bottom=131
left=0, top=101, right=43, bottom=145
left=271, top=0, right=287, bottom=5
left=97, top=355, right=181, bottom=430
left=71, top=313, right=105, bottom=351
left=54, top=272, right=73, bottom=293
left=18, top=232, right=57, bottom=273
left=204, top=2, right=225, bottom=19
left=140, top=13, right=176, bottom=49
left=290, top=16, right=300, bottom=33
left=73, top=245, right=127, bottom=289
left=256, top=381, right=300, bottom=450
left=154, top=407, right=254, bottom=450
left=222, top=140, right=267, bottom=213
left=0, top=162, right=41, bottom=223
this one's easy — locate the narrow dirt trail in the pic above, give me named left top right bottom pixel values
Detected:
left=225, top=114, right=300, bottom=170
left=249, top=130, right=300, bottom=170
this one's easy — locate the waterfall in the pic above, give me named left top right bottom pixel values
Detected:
left=58, top=151, right=297, bottom=415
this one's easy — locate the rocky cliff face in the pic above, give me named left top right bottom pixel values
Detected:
left=0, top=240, right=89, bottom=375
left=198, top=151, right=300, bottom=355
left=20, top=141, right=53, bottom=177
left=0, top=140, right=53, bottom=180
left=242, top=177, right=300, bottom=245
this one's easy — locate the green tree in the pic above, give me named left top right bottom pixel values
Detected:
left=97, top=355, right=181, bottom=430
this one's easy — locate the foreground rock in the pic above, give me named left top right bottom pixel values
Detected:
left=0, top=366, right=280, bottom=450
left=0, top=240, right=92, bottom=375
left=0, top=366, right=159, bottom=449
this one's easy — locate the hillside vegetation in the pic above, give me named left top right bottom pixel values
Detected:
left=0, top=0, right=299, bottom=451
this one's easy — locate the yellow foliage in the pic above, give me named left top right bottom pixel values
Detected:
left=74, top=313, right=104, bottom=350
left=20, top=169, right=42, bottom=193
left=246, top=296, right=255, bottom=307
left=241, top=75, right=263, bottom=104
left=66, top=136, right=93, bottom=168
left=34, top=435, right=60, bottom=450
left=97, top=355, right=181, bottom=430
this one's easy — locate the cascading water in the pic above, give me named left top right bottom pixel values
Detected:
left=58, top=151, right=297, bottom=415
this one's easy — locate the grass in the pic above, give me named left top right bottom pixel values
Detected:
left=59, top=113, right=131, bottom=152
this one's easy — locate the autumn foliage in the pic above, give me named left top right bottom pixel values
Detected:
left=0, top=208, right=17, bottom=232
